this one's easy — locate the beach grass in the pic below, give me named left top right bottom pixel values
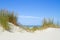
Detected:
left=0, top=9, right=17, bottom=31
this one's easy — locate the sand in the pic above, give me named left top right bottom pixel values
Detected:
left=0, top=23, right=60, bottom=40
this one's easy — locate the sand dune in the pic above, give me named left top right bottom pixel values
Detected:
left=0, top=23, right=60, bottom=40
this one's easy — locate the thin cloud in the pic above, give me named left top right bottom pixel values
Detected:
left=18, top=15, right=40, bottom=19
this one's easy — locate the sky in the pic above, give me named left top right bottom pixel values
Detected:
left=0, top=0, right=60, bottom=25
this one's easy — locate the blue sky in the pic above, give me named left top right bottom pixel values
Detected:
left=0, top=0, right=60, bottom=25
